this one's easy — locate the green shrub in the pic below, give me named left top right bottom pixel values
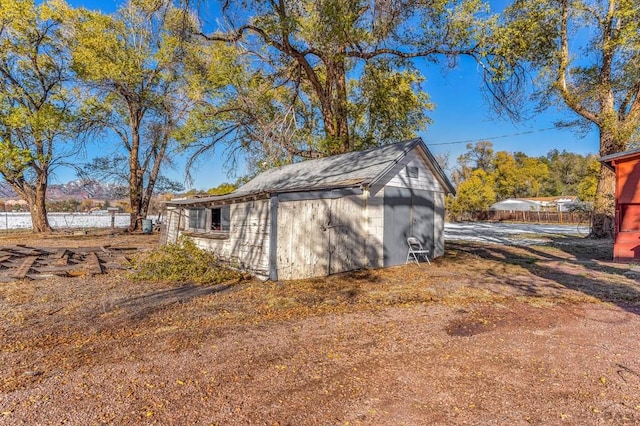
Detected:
left=129, top=237, right=246, bottom=284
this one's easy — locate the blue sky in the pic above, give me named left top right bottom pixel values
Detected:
left=51, top=0, right=600, bottom=190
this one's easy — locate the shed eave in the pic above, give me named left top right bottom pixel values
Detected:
left=164, top=182, right=367, bottom=208
left=600, top=148, right=640, bottom=170
left=164, top=191, right=270, bottom=207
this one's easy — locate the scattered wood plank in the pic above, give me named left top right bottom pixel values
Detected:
left=10, top=256, right=38, bottom=279
left=32, top=266, right=74, bottom=273
left=32, top=248, right=58, bottom=255
left=54, top=249, right=69, bottom=259
left=69, top=246, right=108, bottom=253
left=3, top=246, right=43, bottom=256
left=0, top=244, right=131, bottom=281
left=87, top=252, right=103, bottom=275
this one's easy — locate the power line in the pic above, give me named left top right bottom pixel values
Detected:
left=428, top=127, right=558, bottom=146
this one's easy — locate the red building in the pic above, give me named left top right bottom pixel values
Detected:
left=601, top=148, right=640, bottom=262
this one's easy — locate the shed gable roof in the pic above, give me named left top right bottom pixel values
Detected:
left=235, top=138, right=454, bottom=195
left=167, top=138, right=454, bottom=206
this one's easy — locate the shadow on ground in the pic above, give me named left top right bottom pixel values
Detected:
left=104, top=283, right=234, bottom=321
left=447, top=238, right=640, bottom=316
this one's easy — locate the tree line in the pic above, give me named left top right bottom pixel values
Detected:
left=446, top=141, right=600, bottom=218
left=0, top=0, right=638, bottom=237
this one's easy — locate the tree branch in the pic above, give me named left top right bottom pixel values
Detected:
left=555, top=0, right=600, bottom=125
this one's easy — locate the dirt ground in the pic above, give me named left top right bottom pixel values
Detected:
left=1, top=230, right=640, bottom=425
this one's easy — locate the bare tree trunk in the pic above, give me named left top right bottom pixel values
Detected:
left=128, top=115, right=144, bottom=232
left=591, top=129, right=623, bottom=238
left=141, top=130, right=170, bottom=222
left=334, top=55, right=350, bottom=153
left=128, top=171, right=144, bottom=232
left=6, top=173, right=52, bottom=233
left=30, top=179, right=52, bottom=233
left=591, top=165, right=615, bottom=238
left=321, top=56, right=350, bottom=156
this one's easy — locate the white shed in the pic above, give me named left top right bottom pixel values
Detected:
left=162, top=138, right=455, bottom=280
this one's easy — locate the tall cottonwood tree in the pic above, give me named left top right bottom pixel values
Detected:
left=0, top=0, right=82, bottom=232
left=66, top=0, right=191, bottom=231
left=452, top=141, right=495, bottom=184
left=489, top=0, right=640, bottom=238
left=186, top=0, right=493, bottom=166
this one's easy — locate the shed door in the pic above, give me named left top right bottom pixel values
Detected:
left=276, top=196, right=365, bottom=279
left=277, top=200, right=330, bottom=279
left=327, top=196, right=364, bottom=275
left=383, top=187, right=435, bottom=267
left=412, top=190, right=435, bottom=255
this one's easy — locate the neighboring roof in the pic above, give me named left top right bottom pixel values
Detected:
left=520, top=196, right=578, bottom=203
left=490, top=197, right=580, bottom=212
left=490, top=199, right=541, bottom=211
left=600, top=148, right=640, bottom=170
left=167, top=138, right=454, bottom=206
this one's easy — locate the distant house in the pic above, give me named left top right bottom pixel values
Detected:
left=162, top=138, right=455, bottom=280
left=490, top=196, right=580, bottom=213
left=600, top=148, right=640, bottom=262
left=4, top=199, right=29, bottom=211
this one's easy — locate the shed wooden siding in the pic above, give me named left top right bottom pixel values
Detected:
left=365, top=188, right=385, bottom=268
left=276, top=194, right=366, bottom=280
left=433, top=192, right=445, bottom=257
left=171, top=199, right=271, bottom=277
left=382, top=150, right=444, bottom=193
left=161, top=206, right=181, bottom=245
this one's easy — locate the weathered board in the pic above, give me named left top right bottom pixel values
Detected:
left=0, top=245, right=136, bottom=282
left=276, top=194, right=365, bottom=280
left=10, top=256, right=38, bottom=279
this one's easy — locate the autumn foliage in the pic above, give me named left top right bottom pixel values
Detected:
left=447, top=142, right=600, bottom=217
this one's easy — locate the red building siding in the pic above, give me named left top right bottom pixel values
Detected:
left=602, top=150, right=640, bottom=262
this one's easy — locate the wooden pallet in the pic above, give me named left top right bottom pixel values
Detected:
left=0, top=245, right=137, bottom=282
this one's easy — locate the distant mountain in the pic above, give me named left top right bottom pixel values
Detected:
left=0, top=180, right=128, bottom=201
left=0, top=183, right=14, bottom=198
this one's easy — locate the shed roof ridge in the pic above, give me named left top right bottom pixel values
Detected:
left=232, top=138, right=425, bottom=195
left=240, top=138, right=421, bottom=180
left=165, top=138, right=455, bottom=206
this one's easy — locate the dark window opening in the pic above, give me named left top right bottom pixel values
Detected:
left=406, top=166, right=419, bottom=179
left=211, top=205, right=230, bottom=231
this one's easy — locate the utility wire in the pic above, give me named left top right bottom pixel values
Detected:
left=428, top=127, right=558, bottom=146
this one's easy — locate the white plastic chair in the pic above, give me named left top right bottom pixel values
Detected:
left=406, top=237, right=431, bottom=265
